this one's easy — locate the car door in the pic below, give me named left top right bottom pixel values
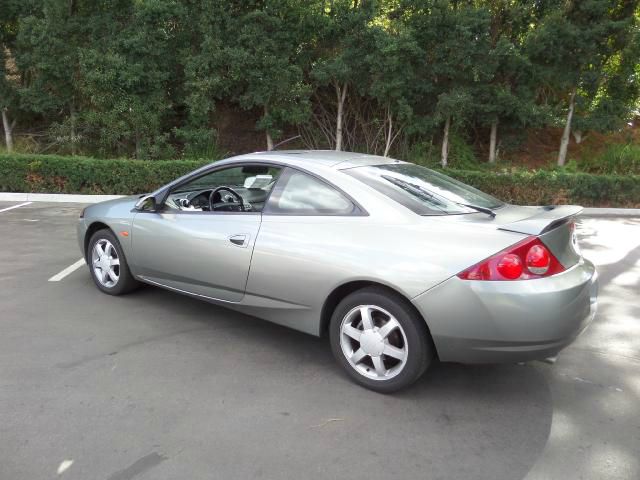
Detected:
left=130, top=164, right=281, bottom=302
left=243, top=167, right=368, bottom=333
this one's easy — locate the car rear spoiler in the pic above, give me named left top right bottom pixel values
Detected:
left=497, top=205, right=583, bottom=236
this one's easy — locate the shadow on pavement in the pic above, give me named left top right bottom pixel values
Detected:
left=62, top=284, right=554, bottom=480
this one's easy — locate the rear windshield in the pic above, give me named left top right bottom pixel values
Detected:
left=343, top=163, right=504, bottom=215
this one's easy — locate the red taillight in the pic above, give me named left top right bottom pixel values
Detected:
left=526, top=244, right=550, bottom=274
left=458, top=236, right=565, bottom=281
left=496, top=254, right=523, bottom=279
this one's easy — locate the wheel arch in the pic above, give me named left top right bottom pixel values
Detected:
left=83, top=221, right=112, bottom=261
left=320, top=280, right=437, bottom=355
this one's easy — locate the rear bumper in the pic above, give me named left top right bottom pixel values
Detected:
left=412, top=259, right=598, bottom=363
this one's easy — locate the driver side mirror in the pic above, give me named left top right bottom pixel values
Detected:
left=135, top=194, right=158, bottom=212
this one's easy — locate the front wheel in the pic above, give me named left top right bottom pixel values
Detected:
left=329, top=287, right=433, bottom=393
left=88, top=229, right=139, bottom=295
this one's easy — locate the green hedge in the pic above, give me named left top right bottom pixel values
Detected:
left=0, top=154, right=208, bottom=195
left=445, top=169, right=640, bottom=208
left=1, top=153, right=639, bottom=207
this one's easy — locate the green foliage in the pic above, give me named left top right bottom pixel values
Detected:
left=410, top=135, right=480, bottom=170
left=1, top=0, right=639, bottom=163
left=444, top=169, right=640, bottom=208
left=569, top=144, right=640, bottom=175
left=229, top=9, right=311, bottom=142
left=2, top=153, right=638, bottom=208
left=173, top=127, right=226, bottom=160
left=76, top=0, right=186, bottom=158
left=526, top=0, right=640, bottom=134
left=0, top=153, right=208, bottom=194
left=310, top=1, right=376, bottom=90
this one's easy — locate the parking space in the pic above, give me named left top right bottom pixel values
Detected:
left=1, top=202, right=639, bottom=480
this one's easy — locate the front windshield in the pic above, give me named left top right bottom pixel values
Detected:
left=343, top=163, right=504, bottom=215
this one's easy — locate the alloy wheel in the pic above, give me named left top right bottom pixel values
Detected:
left=339, top=305, right=408, bottom=381
left=91, top=239, right=120, bottom=288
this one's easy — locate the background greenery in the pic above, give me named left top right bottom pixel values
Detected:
left=2, top=153, right=638, bottom=207
left=1, top=0, right=639, bottom=170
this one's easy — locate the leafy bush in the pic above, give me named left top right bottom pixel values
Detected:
left=0, top=154, right=209, bottom=195
left=173, top=127, right=227, bottom=160
left=409, top=135, right=482, bottom=170
left=572, top=144, right=640, bottom=175
left=0, top=153, right=638, bottom=207
left=445, top=169, right=640, bottom=208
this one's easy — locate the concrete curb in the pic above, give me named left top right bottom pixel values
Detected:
left=582, top=208, right=640, bottom=217
left=0, top=192, right=125, bottom=203
left=1, top=192, right=639, bottom=216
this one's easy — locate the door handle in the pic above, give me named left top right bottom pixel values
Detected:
left=229, top=234, right=249, bottom=248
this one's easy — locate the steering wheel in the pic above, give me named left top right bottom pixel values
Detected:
left=209, top=186, right=245, bottom=212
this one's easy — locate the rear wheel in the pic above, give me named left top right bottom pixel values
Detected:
left=88, top=229, right=139, bottom=295
left=329, top=287, right=433, bottom=393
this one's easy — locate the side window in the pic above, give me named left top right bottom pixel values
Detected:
left=166, top=164, right=281, bottom=212
left=266, top=169, right=356, bottom=215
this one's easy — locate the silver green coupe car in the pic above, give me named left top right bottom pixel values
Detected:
left=78, top=150, right=598, bottom=392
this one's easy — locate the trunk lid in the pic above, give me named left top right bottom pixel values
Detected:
left=450, top=204, right=583, bottom=269
left=494, top=204, right=583, bottom=269
left=495, top=205, right=582, bottom=236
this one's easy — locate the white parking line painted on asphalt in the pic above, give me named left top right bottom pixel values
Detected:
left=48, top=258, right=86, bottom=282
left=0, top=201, right=32, bottom=213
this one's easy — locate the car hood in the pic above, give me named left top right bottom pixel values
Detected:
left=84, top=195, right=140, bottom=218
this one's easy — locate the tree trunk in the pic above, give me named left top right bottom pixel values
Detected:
left=264, top=106, right=274, bottom=150
left=558, top=89, right=576, bottom=167
left=70, top=102, right=77, bottom=156
left=572, top=130, right=583, bottom=144
left=488, top=120, right=498, bottom=163
left=441, top=116, right=450, bottom=167
left=135, top=132, right=141, bottom=159
left=383, top=109, right=393, bottom=157
left=1, top=109, right=14, bottom=153
left=335, top=82, right=347, bottom=151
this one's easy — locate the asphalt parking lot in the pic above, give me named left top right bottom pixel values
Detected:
left=1, top=201, right=639, bottom=480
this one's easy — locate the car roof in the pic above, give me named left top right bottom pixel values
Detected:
left=155, top=150, right=406, bottom=198
left=226, top=150, right=404, bottom=170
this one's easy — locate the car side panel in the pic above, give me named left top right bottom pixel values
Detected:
left=130, top=211, right=261, bottom=302
left=242, top=215, right=526, bottom=335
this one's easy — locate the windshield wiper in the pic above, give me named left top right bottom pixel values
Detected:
left=382, top=175, right=496, bottom=216
left=457, top=202, right=496, bottom=217
left=381, top=175, right=447, bottom=208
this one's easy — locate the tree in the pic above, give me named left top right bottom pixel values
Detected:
left=0, top=0, right=35, bottom=151
left=1, top=0, right=638, bottom=162
left=571, top=14, right=640, bottom=143
left=79, top=0, right=185, bottom=158
left=471, top=1, right=547, bottom=163
left=220, top=6, right=310, bottom=150
left=310, top=0, right=376, bottom=151
left=408, top=0, right=493, bottom=166
left=17, top=0, right=92, bottom=154
left=183, top=1, right=311, bottom=153
left=364, top=26, right=421, bottom=156
left=0, top=35, right=18, bottom=151
left=528, top=0, right=640, bottom=166
left=179, top=0, right=228, bottom=156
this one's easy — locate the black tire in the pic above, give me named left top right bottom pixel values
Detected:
left=329, top=286, right=433, bottom=393
left=87, top=229, right=140, bottom=295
